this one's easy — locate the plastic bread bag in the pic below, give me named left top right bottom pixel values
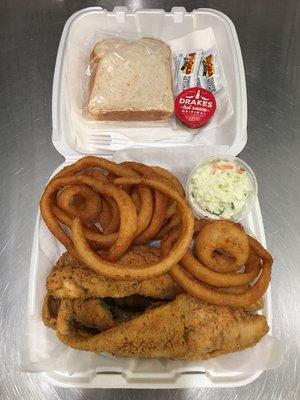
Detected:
left=85, top=34, right=174, bottom=125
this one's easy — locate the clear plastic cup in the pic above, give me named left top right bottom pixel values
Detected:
left=186, top=155, right=258, bottom=222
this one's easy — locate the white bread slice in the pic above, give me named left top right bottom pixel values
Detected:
left=90, top=37, right=127, bottom=63
left=88, top=38, right=174, bottom=121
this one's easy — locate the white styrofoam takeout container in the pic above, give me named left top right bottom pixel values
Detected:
left=52, top=6, right=247, bottom=156
left=24, top=6, right=277, bottom=388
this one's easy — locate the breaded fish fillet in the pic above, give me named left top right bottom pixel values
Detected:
left=56, top=294, right=269, bottom=360
left=42, top=294, right=115, bottom=331
left=46, top=249, right=181, bottom=300
left=42, top=294, right=141, bottom=332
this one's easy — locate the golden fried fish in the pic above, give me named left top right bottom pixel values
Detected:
left=56, top=294, right=269, bottom=360
left=46, top=249, right=181, bottom=300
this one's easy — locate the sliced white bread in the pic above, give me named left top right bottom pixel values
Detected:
left=88, top=37, right=174, bottom=121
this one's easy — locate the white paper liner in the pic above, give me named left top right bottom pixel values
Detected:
left=21, top=148, right=282, bottom=380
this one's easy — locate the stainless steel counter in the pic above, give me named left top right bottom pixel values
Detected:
left=0, top=0, right=299, bottom=399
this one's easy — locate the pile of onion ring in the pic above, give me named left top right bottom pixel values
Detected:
left=40, top=156, right=272, bottom=309
left=40, top=156, right=194, bottom=281
left=161, top=220, right=273, bottom=309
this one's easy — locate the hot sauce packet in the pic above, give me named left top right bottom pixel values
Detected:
left=174, top=48, right=222, bottom=95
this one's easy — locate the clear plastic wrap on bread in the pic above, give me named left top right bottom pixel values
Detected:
left=87, top=38, right=174, bottom=121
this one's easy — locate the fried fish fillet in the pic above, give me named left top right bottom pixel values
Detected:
left=42, top=294, right=143, bottom=332
left=42, top=294, right=61, bottom=329
left=56, top=294, right=269, bottom=360
left=46, top=249, right=181, bottom=300
left=42, top=294, right=115, bottom=331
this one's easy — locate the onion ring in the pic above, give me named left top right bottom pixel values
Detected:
left=52, top=205, right=117, bottom=249
left=120, top=161, right=169, bottom=242
left=134, top=190, right=168, bottom=244
left=165, top=200, right=177, bottom=219
left=120, top=161, right=179, bottom=222
left=195, top=220, right=250, bottom=273
left=78, top=169, right=109, bottom=183
left=98, top=197, right=113, bottom=231
left=149, top=165, right=184, bottom=220
left=101, top=196, right=120, bottom=234
left=53, top=185, right=153, bottom=247
left=214, top=286, right=264, bottom=312
left=131, top=188, right=141, bottom=211
left=71, top=177, right=194, bottom=281
left=155, top=212, right=181, bottom=240
left=120, top=161, right=159, bottom=179
left=248, top=236, right=273, bottom=263
left=180, top=247, right=261, bottom=287
left=53, top=156, right=138, bottom=182
left=194, top=218, right=212, bottom=236
left=84, top=167, right=120, bottom=234
left=57, top=185, right=102, bottom=222
left=169, top=265, right=271, bottom=309
left=150, top=165, right=185, bottom=197
left=161, top=229, right=272, bottom=309
left=134, top=185, right=154, bottom=237
left=40, top=175, right=138, bottom=260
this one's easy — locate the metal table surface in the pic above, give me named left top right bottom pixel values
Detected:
left=0, top=0, right=299, bottom=399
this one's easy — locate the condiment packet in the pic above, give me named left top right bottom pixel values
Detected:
left=174, top=47, right=222, bottom=95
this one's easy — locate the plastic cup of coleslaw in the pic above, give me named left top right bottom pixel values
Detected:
left=186, top=155, right=258, bottom=222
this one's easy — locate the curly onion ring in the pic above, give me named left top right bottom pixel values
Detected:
left=78, top=169, right=109, bottom=183
left=121, top=161, right=181, bottom=222
left=248, top=236, right=273, bottom=263
left=195, top=220, right=250, bottom=273
left=130, top=185, right=155, bottom=238
left=119, top=161, right=168, bottom=243
left=131, top=187, right=141, bottom=211
left=161, top=228, right=272, bottom=309
left=120, top=161, right=160, bottom=180
left=194, top=218, right=212, bottom=236
left=57, top=185, right=102, bottom=222
left=52, top=185, right=154, bottom=249
left=150, top=165, right=185, bottom=197
left=180, top=248, right=261, bottom=288
left=52, top=156, right=139, bottom=182
left=71, top=178, right=194, bottom=281
left=134, top=185, right=154, bottom=237
left=40, top=175, right=137, bottom=261
left=169, top=263, right=271, bottom=309
left=52, top=205, right=117, bottom=249
left=165, top=200, right=177, bottom=219
left=133, top=190, right=168, bottom=244
left=214, top=285, right=264, bottom=312
left=155, top=212, right=181, bottom=240
left=98, top=197, right=113, bottom=231
left=101, top=196, right=120, bottom=234
left=150, top=166, right=184, bottom=220
left=121, top=162, right=185, bottom=197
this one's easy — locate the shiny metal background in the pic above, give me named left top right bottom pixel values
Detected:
left=0, top=0, right=299, bottom=399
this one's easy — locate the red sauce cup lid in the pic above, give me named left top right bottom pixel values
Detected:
left=175, top=87, right=216, bottom=128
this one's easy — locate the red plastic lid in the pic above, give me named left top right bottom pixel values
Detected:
left=175, top=87, right=216, bottom=129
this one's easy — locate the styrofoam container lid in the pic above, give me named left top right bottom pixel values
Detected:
left=51, top=6, right=247, bottom=160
